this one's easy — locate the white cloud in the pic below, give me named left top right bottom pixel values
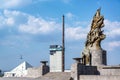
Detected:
left=104, top=19, right=120, bottom=38
left=65, top=19, right=120, bottom=41
left=0, top=10, right=28, bottom=28
left=0, top=0, right=32, bottom=9
left=0, top=10, right=60, bottom=35
left=6, top=17, right=14, bottom=26
left=19, top=16, right=59, bottom=34
left=4, top=9, right=23, bottom=16
left=107, top=41, right=120, bottom=51
left=66, top=26, right=89, bottom=40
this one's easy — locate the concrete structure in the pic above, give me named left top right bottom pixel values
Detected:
left=0, top=72, right=71, bottom=80
left=4, top=61, right=33, bottom=77
left=26, top=61, right=49, bottom=78
left=79, top=75, right=120, bottom=80
left=49, top=45, right=63, bottom=72
left=71, top=61, right=120, bottom=80
left=90, top=49, right=107, bottom=66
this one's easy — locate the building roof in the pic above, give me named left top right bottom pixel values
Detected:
left=4, top=61, right=33, bottom=77
left=11, top=61, right=33, bottom=72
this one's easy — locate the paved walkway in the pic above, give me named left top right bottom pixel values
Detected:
left=0, top=72, right=71, bottom=80
left=0, top=77, right=39, bottom=80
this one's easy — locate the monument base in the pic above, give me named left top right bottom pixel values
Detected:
left=91, top=49, right=107, bottom=66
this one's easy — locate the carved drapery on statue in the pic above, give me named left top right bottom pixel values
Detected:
left=82, top=8, right=106, bottom=65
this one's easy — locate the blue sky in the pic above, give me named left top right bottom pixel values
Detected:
left=0, top=0, right=120, bottom=71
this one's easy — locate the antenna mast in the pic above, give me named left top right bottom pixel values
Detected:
left=62, top=15, right=65, bottom=72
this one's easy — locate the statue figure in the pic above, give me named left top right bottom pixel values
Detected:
left=82, top=8, right=106, bottom=65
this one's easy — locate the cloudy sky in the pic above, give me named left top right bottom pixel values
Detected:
left=0, top=0, right=120, bottom=71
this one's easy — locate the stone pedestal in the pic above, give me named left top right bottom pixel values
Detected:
left=91, top=49, right=107, bottom=66
left=71, top=59, right=100, bottom=80
left=40, top=61, right=49, bottom=75
left=71, top=63, right=80, bottom=80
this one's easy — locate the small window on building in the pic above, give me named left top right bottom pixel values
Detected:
left=12, top=73, right=15, bottom=77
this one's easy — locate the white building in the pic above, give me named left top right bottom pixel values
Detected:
left=4, top=61, right=33, bottom=77
left=49, top=45, right=63, bottom=72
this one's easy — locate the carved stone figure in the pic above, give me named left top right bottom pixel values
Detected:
left=82, top=8, right=106, bottom=65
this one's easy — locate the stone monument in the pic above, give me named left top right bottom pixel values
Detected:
left=82, top=8, right=107, bottom=66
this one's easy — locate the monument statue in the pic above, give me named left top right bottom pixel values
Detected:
left=82, top=8, right=106, bottom=65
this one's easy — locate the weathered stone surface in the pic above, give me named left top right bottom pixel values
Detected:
left=0, top=77, right=34, bottom=80
left=81, top=8, right=106, bottom=65
left=91, top=49, right=107, bottom=66
left=80, top=75, right=120, bottom=80
left=26, top=67, right=42, bottom=78
left=26, top=64, right=49, bottom=78
left=85, top=8, right=105, bottom=50
left=99, top=66, right=120, bottom=75
left=38, top=72, right=71, bottom=80
left=0, top=72, right=70, bottom=80
left=71, top=63, right=100, bottom=80
left=71, top=63, right=79, bottom=80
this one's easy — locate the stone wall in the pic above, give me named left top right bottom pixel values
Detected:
left=26, top=67, right=41, bottom=78
left=71, top=63, right=99, bottom=80
left=39, top=72, right=71, bottom=80
left=26, top=65, right=49, bottom=78
left=71, top=63, right=78, bottom=80
left=80, top=75, right=120, bottom=80
left=77, top=65, right=99, bottom=75
left=71, top=63, right=120, bottom=80
left=99, top=66, right=120, bottom=75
